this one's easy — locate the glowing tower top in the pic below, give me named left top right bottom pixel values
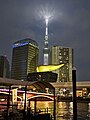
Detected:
left=43, top=17, right=49, bottom=65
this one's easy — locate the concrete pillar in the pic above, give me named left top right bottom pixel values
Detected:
left=53, top=88, right=56, bottom=120
left=34, top=98, right=37, bottom=114
left=72, top=68, right=77, bottom=120
left=7, top=85, right=11, bottom=119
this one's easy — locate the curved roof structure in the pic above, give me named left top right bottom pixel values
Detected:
left=0, top=77, right=54, bottom=89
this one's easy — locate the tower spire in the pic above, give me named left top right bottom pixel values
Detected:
left=43, top=17, right=49, bottom=65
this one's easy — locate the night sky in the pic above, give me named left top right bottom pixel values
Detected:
left=0, top=0, right=90, bottom=81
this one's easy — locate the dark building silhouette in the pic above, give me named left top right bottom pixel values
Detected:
left=11, top=38, right=39, bottom=80
left=27, top=72, right=57, bottom=82
left=0, top=56, right=10, bottom=78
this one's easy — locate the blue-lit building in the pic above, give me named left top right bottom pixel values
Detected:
left=11, top=38, right=39, bottom=80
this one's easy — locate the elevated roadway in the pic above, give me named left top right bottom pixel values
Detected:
left=51, top=81, right=90, bottom=88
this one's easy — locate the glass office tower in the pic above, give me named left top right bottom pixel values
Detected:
left=50, top=45, right=73, bottom=82
left=0, top=56, right=10, bottom=78
left=11, top=38, right=39, bottom=80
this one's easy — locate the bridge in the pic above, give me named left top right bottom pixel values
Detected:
left=51, top=81, right=90, bottom=88
left=0, top=77, right=57, bottom=120
left=0, top=77, right=56, bottom=102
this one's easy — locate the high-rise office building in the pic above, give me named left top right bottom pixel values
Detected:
left=50, top=46, right=73, bottom=82
left=11, top=38, right=39, bottom=80
left=0, top=56, right=10, bottom=78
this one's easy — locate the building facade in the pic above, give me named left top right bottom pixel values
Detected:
left=0, top=56, right=10, bottom=78
left=11, top=38, right=39, bottom=80
left=50, top=46, right=73, bottom=82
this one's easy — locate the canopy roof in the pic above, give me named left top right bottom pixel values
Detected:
left=0, top=77, right=54, bottom=90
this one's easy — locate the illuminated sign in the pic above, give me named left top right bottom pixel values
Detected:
left=13, top=42, right=28, bottom=48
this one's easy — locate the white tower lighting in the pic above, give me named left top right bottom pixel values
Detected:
left=43, top=17, right=49, bottom=65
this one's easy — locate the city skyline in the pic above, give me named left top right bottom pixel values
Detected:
left=0, top=0, right=90, bottom=80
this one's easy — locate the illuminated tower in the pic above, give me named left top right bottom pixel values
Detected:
left=43, top=18, right=49, bottom=65
left=11, top=38, right=39, bottom=80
